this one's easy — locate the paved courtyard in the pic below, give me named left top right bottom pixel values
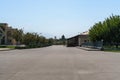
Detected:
left=0, top=45, right=120, bottom=80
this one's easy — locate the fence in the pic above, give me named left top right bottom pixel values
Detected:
left=81, top=41, right=103, bottom=50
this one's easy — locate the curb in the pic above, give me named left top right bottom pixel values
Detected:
left=77, top=47, right=101, bottom=51
left=0, top=48, right=14, bottom=51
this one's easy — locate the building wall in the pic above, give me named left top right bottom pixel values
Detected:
left=0, top=23, right=16, bottom=45
left=67, top=35, right=79, bottom=47
left=0, top=23, right=8, bottom=45
left=79, top=35, right=89, bottom=46
left=67, top=34, right=89, bottom=47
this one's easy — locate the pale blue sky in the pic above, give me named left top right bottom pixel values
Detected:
left=0, top=0, right=120, bottom=38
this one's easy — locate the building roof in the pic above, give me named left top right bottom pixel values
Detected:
left=67, top=31, right=89, bottom=40
left=80, top=31, right=89, bottom=35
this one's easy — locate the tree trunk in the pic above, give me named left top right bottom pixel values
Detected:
left=116, top=44, right=119, bottom=48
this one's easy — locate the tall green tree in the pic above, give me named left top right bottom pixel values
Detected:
left=89, top=15, right=120, bottom=48
left=61, top=35, right=66, bottom=45
left=12, top=29, right=23, bottom=44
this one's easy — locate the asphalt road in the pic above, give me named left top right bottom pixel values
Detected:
left=0, top=45, right=120, bottom=80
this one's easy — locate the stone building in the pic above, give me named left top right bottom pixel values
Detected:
left=67, top=31, right=89, bottom=47
left=0, top=23, right=16, bottom=45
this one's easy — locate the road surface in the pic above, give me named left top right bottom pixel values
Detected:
left=0, top=45, right=120, bottom=80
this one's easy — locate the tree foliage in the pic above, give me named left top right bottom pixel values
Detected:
left=22, top=32, right=53, bottom=48
left=89, top=15, right=120, bottom=48
left=61, top=35, right=66, bottom=45
left=12, top=29, right=23, bottom=44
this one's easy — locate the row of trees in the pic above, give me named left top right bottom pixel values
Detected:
left=12, top=29, right=54, bottom=48
left=54, top=35, right=66, bottom=45
left=89, top=15, right=120, bottom=48
left=12, top=29, right=66, bottom=48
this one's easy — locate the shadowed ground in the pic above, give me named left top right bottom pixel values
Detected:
left=0, top=45, right=120, bottom=80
